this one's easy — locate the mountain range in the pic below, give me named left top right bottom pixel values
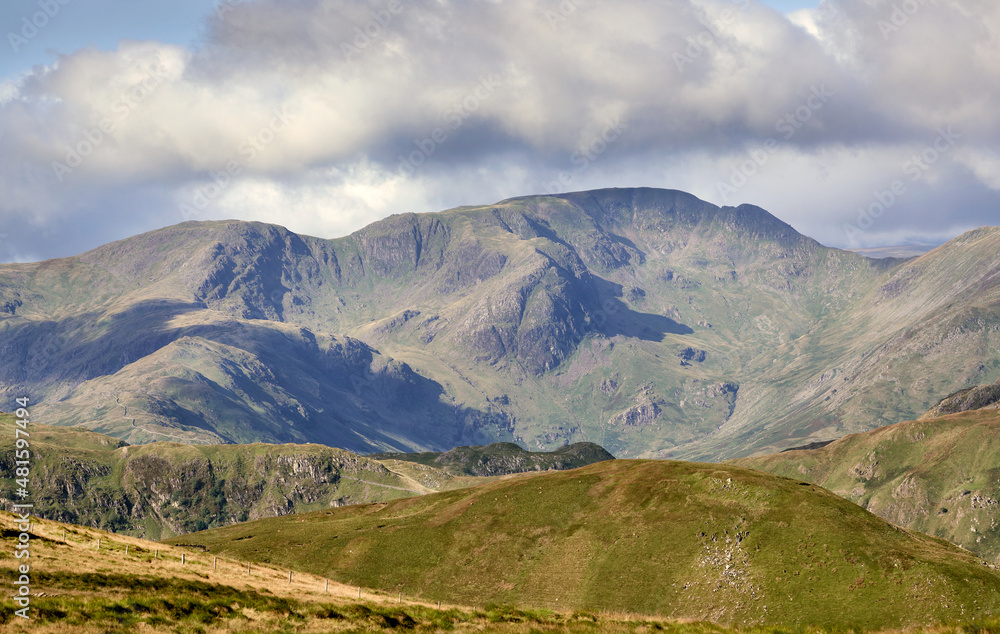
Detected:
left=2, top=187, right=999, bottom=459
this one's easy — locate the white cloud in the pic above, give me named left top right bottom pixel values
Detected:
left=955, top=148, right=1000, bottom=191
left=2, top=0, right=1000, bottom=262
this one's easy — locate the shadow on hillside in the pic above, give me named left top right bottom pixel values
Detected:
left=591, top=277, right=693, bottom=341
left=0, top=299, right=209, bottom=389
left=5, top=298, right=504, bottom=454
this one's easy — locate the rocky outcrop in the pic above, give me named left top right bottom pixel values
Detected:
left=922, top=379, right=1000, bottom=418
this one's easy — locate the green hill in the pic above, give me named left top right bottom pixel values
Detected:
left=369, top=441, right=614, bottom=476
left=166, top=459, right=1000, bottom=629
left=734, top=406, right=1000, bottom=563
left=4, top=188, right=1000, bottom=459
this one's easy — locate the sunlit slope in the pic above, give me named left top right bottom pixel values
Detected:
left=168, top=459, right=1000, bottom=628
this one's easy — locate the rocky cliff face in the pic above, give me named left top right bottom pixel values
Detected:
left=0, top=423, right=419, bottom=540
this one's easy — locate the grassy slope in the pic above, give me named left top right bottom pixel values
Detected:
left=167, top=459, right=1000, bottom=629
left=733, top=408, right=1000, bottom=563
left=2, top=511, right=684, bottom=633
left=5, top=511, right=949, bottom=633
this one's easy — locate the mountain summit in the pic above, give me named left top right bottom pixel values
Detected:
left=2, top=188, right=998, bottom=459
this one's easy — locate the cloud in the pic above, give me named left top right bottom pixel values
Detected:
left=2, top=0, right=1000, bottom=262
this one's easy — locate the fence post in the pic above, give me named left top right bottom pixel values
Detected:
left=214, top=557, right=217, bottom=570
left=288, top=570, right=292, bottom=584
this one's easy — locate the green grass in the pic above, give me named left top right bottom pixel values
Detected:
left=7, top=574, right=1000, bottom=633
left=167, top=459, right=1000, bottom=629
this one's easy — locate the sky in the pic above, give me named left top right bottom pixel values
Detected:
left=1, top=0, right=998, bottom=263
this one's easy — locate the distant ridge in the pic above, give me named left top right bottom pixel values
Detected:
left=847, top=245, right=936, bottom=259
left=369, top=441, right=614, bottom=476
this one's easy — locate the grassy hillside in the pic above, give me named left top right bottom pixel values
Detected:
left=15, top=511, right=984, bottom=633
left=734, top=407, right=1000, bottom=563
left=167, top=459, right=1000, bottom=629
left=4, top=511, right=722, bottom=632
left=369, top=441, right=615, bottom=476
left=3, top=188, right=1000, bottom=459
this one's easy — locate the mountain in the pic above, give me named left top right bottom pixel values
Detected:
left=369, top=441, right=614, bottom=476
left=734, top=397, right=1000, bottom=563
left=2, top=188, right=999, bottom=459
left=168, top=459, right=1000, bottom=628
